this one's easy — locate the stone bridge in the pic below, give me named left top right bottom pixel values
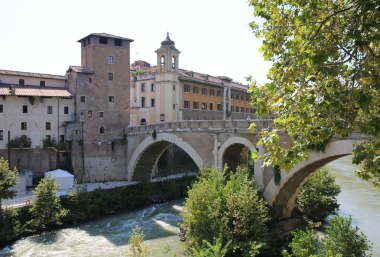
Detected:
left=125, top=120, right=370, bottom=219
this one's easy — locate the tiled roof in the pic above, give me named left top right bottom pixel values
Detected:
left=68, top=66, right=94, bottom=74
left=78, top=33, right=133, bottom=42
left=0, top=86, right=72, bottom=97
left=0, top=69, right=65, bottom=80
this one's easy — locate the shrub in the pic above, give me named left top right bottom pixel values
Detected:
left=283, top=214, right=372, bottom=257
left=182, top=167, right=269, bottom=257
left=296, top=168, right=341, bottom=222
left=0, top=207, right=20, bottom=242
left=6, top=134, right=31, bottom=148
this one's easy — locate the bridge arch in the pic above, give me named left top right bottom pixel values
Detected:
left=217, top=136, right=260, bottom=177
left=263, top=139, right=367, bottom=219
left=128, top=132, right=204, bottom=181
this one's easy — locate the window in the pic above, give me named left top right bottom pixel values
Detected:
left=64, top=106, right=69, bottom=114
left=46, top=122, right=51, bottom=130
left=209, top=103, right=214, bottom=110
left=88, top=110, right=93, bottom=118
left=217, top=90, right=222, bottom=97
left=19, top=79, right=24, bottom=85
left=236, top=106, right=239, bottom=112
left=99, top=37, right=108, bottom=44
left=151, top=98, right=155, bottom=107
left=151, top=84, right=155, bottom=92
left=40, top=81, right=45, bottom=87
left=201, top=88, right=207, bottom=95
left=21, top=122, right=27, bottom=130
left=246, top=108, right=249, bottom=113
left=241, top=107, right=244, bottom=113
left=80, top=96, right=86, bottom=102
left=209, top=89, right=215, bottom=97
left=193, top=101, right=199, bottom=109
left=22, top=105, right=28, bottom=113
left=172, top=56, right=176, bottom=70
left=193, top=86, right=199, bottom=94
left=241, top=94, right=244, bottom=101
left=47, top=106, right=53, bottom=114
left=231, top=93, right=234, bottom=99
left=108, top=72, right=113, bottom=81
left=109, top=96, right=114, bottom=102
left=141, top=83, right=145, bottom=92
left=201, top=102, right=207, bottom=110
left=231, top=106, right=234, bottom=112
left=0, top=130, right=3, bottom=140
left=173, top=85, right=176, bottom=91
left=184, top=84, right=190, bottom=93
left=173, top=104, right=176, bottom=110
left=236, top=94, right=239, bottom=101
left=100, top=127, right=105, bottom=134
left=160, top=56, right=165, bottom=70
left=89, top=78, right=92, bottom=83
left=0, top=104, right=3, bottom=113
left=140, top=118, right=147, bottom=126
left=99, top=111, right=104, bottom=117
left=217, top=104, right=222, bottom=111
left=107, top=56, right=113, bottom=64
left=114, top=39, right=122, bottom=46
left=141, top=97, right=145, bottom=107
left=184, top=100, right=190, bottom=108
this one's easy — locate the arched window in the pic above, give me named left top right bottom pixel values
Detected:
left=160, top=56, right=165, bottom=71
left=140, top=118, right=147, bottom=126
left=100, top=127, right=105, bottom=134
left=172, top=56, right=176, bottom=70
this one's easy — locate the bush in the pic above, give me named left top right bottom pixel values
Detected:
left=6, top=134, right=31, bottom=148
left=0, top=207, right=20, bottom=242
left=182, top=167, right=269, bottom=257
left=283, top=214, right=372, bottom=257
left=296, top=168, right=341, bottom=222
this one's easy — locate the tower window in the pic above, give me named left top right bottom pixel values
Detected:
left=151, top=84, right=155, bottom=92
left=151, top=98, right=155, bottom=107
left=99, top=37, right=108, bottom=44
left=172, top=56, right=176, bottom=70
left=88, top=110, right=93, bottom=118
left=19, top=79, right=24, bottom=85
left=100, top=127, right=105, bottom=134
left=141, top=97, right=145, bottom=107
left=160, top=56, right=165, bottom=70
left=21, top=122, right=27, bottom=130
left=173, top=85, right=176, bottom=91
left=22, top=105, right=28, bottom=113
left=109, top=96, right=114, bottom=102
left=80, top=96, right=86, bottom=102
left=46, top=122, right=51, bottom=130
left=0, top=130, right=3, bottom=140
left=40, top=81, right=45, bottom=87
left=107, top=56, right=113, bottom=64
left=114, top=39, right=122, bottom=46
left=99, top=111, right=104, bottom=117
left=0, top=104, right=3, bottom=113
left=64, top=106, right=69, bottom=114
left=108, top=72, right=113, bottom=81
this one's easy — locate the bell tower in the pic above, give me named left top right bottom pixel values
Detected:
left=155, top=33, right=180, bottom=73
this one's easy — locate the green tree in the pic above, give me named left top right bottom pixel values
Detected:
left=182, top=167, right=269, bottom=257
left=0, top=207, right=20, bottom=243
left=128, top=225, right=150, bottom=257
left=248, top=0, right=380, bottom=187
left=0, top=158, right=18, bottom=215
left=26, top=175, right=68, bottom=231
left=190, top=236, right=230, bottom=257
left=283, top=214, right=372, bottom=257
left=296, top=168, right=341, bottom=222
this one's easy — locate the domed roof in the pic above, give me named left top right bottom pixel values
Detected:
left=160, top=32, right=177, bottom=49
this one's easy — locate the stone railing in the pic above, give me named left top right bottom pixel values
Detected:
left=125, top=119, right=274, bottom=135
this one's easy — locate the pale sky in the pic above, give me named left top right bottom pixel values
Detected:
left=0, top=0, right=271, bottom=85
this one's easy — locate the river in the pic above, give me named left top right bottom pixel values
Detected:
left=1, top=156, right=379, bottom=256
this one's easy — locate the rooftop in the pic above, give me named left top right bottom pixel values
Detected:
left=0, top=86, right=72, bottom=97
left=77, top=33, right=134, bottom=43
left=0, top=69, right=65, bottom=80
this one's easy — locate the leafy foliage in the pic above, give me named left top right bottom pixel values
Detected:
left=0, top=207, right=20, bottom=242
left=128, top=225, right=150, bottom=257
left=248, top=0, right=380, bottom=186
left=26, top=176, right=68, bottom=231
left=0, top=158, right=18, bottom=211
left=182, top=167, right=269, bottom=257
left=296, top=169, right=341, bottom=221
left=7, top=134, right=31, bottom=148
left=283, top=214, right=372, bottom=257
left=190, top=236, right=231, bottom=257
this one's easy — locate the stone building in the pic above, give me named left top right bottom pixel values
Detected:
left=130, top=33, right=253, bottom=126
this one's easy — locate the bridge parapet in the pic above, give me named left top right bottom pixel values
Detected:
left=125, top=119, right=274, bottom=135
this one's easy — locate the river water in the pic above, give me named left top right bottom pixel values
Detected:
left=1, top=156, right=379, bottom=256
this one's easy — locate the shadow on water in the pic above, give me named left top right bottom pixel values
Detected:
left=28, top=230, right=60, bottom=245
